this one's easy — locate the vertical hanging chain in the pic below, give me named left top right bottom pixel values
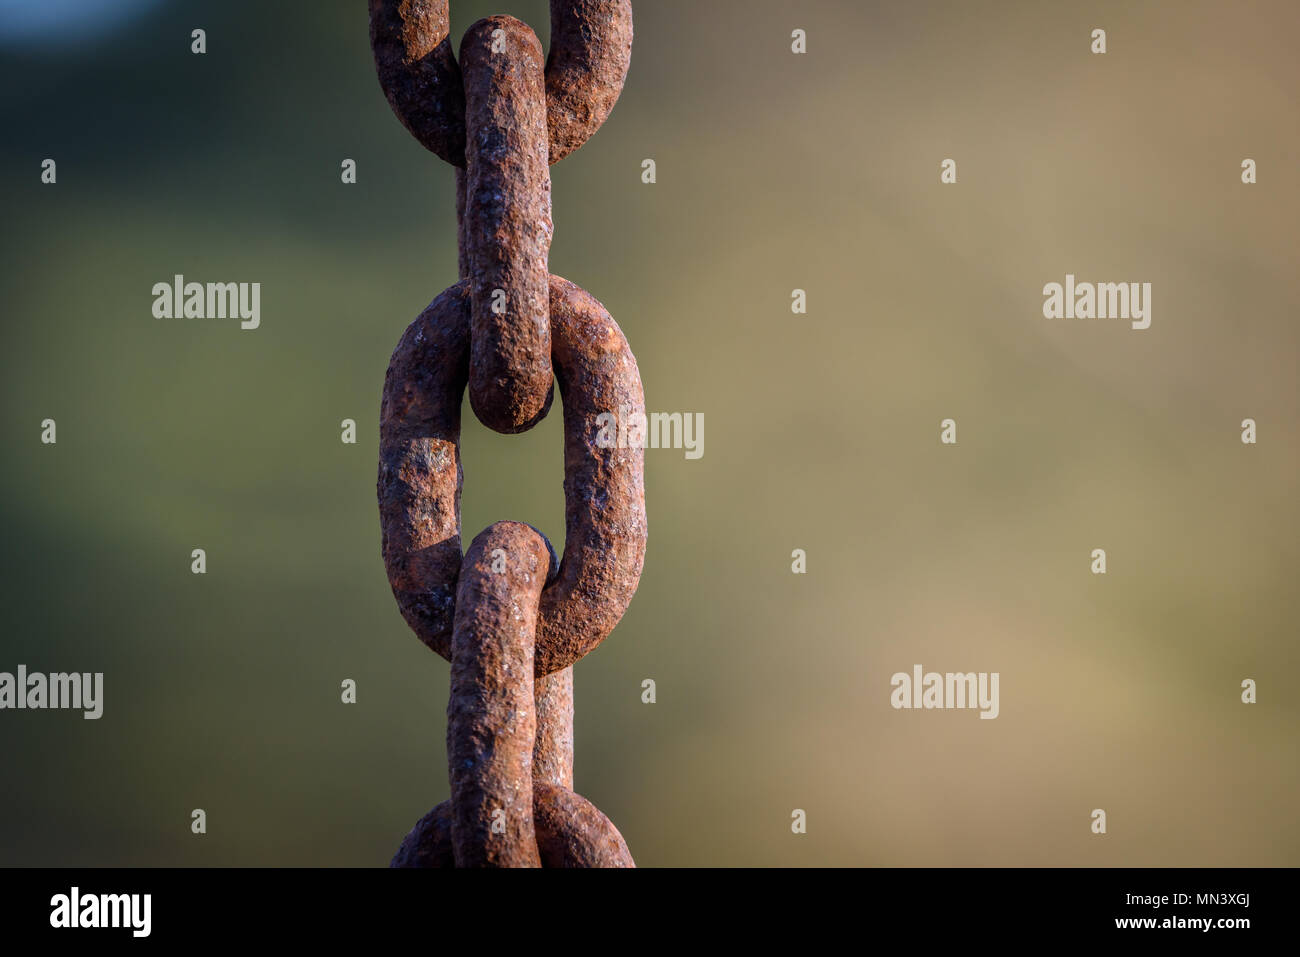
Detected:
left=370, top=1, right=641, bottom=868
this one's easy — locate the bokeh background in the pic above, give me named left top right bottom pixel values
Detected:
left=1, top=0, right=1296, bottom=867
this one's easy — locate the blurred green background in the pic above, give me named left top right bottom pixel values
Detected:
left=1, top=0, right=1296, bottom=867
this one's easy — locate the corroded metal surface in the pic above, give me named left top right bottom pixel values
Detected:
left=461, top=17, right=554, bottom=434
left=368, top=0, right=632, bottom=166
left=543, top=1, right=633, bottom=164
left=532, top=783, right=633, bottom=868
left=390, top=801, right=455, bottom=869
left=532, top=666, right=574, bottom=790
left=392, top=785, right=632, bottom=869
left=368, top=0, right=464, bottom=164
left=447, top=522, right=549, bottom=867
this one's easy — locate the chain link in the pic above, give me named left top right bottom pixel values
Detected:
left=371, top=0, right=640, bottom=868
left=461, top=17, right=554, bottom=434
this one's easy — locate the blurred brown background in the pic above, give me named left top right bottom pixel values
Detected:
left=0, top=0, right=1295, bottom=866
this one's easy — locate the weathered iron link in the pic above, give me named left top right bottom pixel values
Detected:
left=369, top=0, right=633, bottom=166
left=369, top=0, right=463, bottom=164
left=531, top=782, right=633, bottom=867
left=392, top=784, right=632, bottom=868
left=373, top=0, right=639, bottom=869
left=461, top=16, right=554, bottom=434
left=447, top=521, right=549, bottom=867
left=378, top=277, right=647, bottom=676
left=543, top=1, right=634, bottom=164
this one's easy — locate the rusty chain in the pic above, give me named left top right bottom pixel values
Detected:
left=369, top=0, right=642, bottom=868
